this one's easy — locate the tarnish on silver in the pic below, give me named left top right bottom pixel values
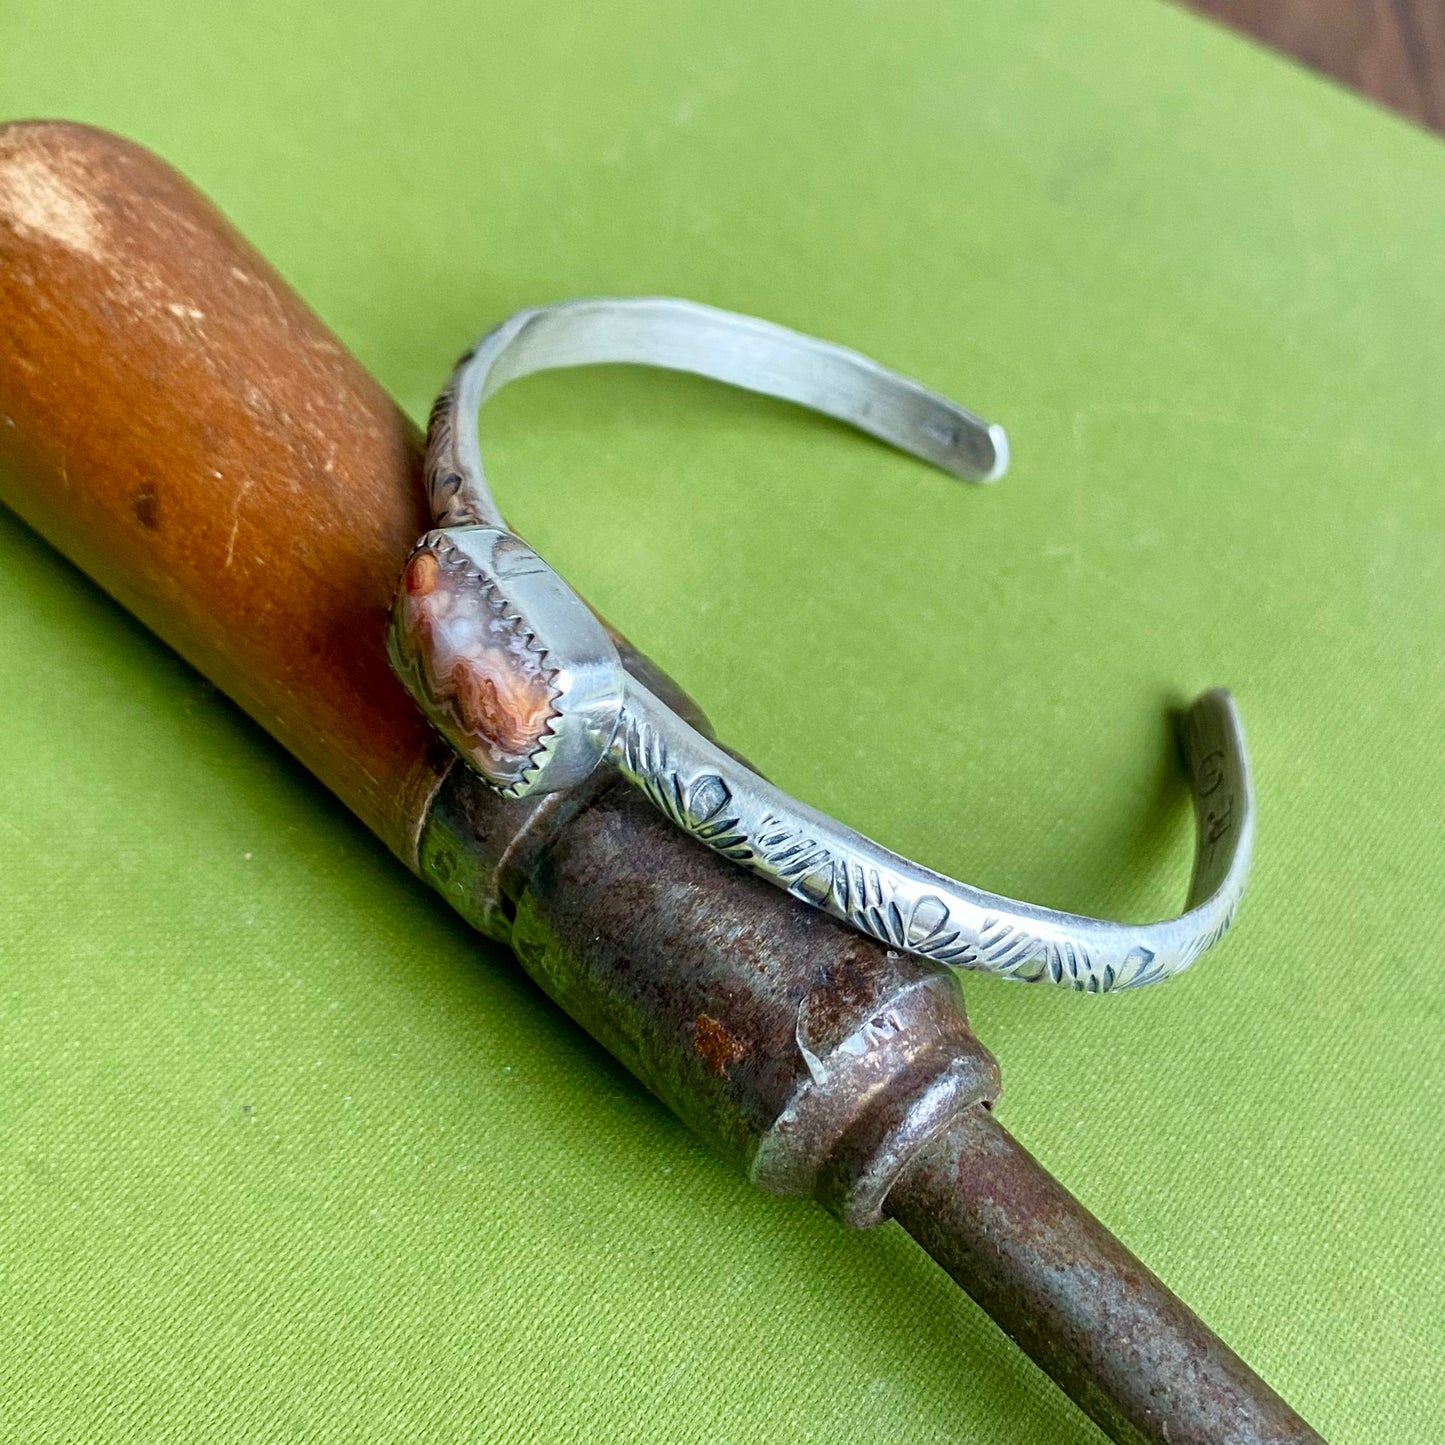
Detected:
left=393, top=297, right=1254, bottom=992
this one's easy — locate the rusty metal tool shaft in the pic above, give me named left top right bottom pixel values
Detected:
left=891, top=1113, right=1317, bottom=1444
left=0, top=120, right=1323, bottom=1444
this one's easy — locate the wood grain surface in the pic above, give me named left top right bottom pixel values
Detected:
left=0, top=121, right=449, bottom=865
left=1184, top=0, right=1445, bottom=132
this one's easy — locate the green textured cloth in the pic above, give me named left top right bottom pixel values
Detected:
left=2, top=2, right=1442, bottom=1440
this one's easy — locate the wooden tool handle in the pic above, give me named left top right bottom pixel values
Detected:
left=0, top=121, right=445, bottom=862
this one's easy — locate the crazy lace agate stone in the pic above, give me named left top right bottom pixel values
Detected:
left=391, top=540, right=559, bottom=792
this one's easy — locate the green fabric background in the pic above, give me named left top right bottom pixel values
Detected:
left=2, top=2, right=1442, bottom=1440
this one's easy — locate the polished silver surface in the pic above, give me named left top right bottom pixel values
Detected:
left=396, top=297, right=1253, bottom=991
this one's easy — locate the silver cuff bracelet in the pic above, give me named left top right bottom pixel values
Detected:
left=388, top=297, right=1253, bottom=992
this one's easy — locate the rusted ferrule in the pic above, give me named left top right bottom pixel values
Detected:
left=411, top=634, right=1002, bottom=1226
left=416, top=677, right=1001, bottom=1225
left=751, top=969, right=995, bottom=1226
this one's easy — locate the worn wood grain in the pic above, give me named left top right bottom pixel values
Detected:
left=0, top=121, right=449, bottom=865
left=1183, top=0, right=1445, bottom=133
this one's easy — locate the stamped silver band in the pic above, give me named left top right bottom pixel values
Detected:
left=390, top=297, right=1252, bottom=991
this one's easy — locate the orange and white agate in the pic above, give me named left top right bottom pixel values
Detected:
left=390, top=541, right=559, bottom=790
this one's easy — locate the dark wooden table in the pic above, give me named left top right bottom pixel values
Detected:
left=1184, top=0, right=1445, bottom=133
